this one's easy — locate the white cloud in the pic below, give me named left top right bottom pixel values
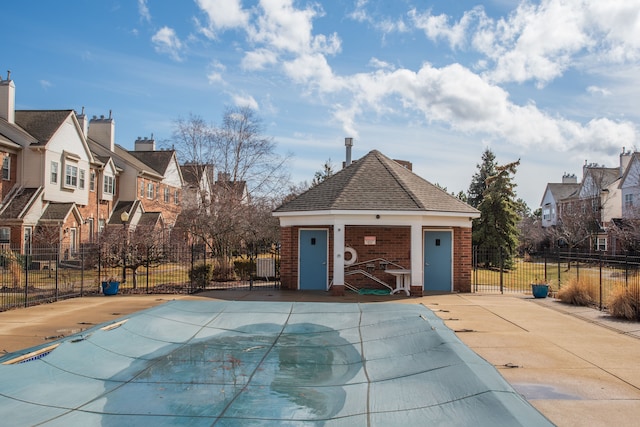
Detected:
left=138, top=0, right=151, bottom=23
left=207, top=60, right=226, bottom=84
left=410, top=7, right=483, bottom=50
left=195, top=0, right=249, bottom=37
left=39, top=80, right=52, bottom=90
left=587, top=85, right=612, bottom=97
left=241, top=49, right=279, bottom=71
left=232, top=93, right=259, bottom=110
left=151, top=27, right=184, bottom=61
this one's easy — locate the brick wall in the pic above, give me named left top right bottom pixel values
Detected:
left=453, top=227, right=472, bottom=292
left=279, top=224, right=474, bottom=293
left=343, top=226, right=410, bottom=290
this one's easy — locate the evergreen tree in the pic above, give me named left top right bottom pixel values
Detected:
left=467, top=149, right=497, bottom=208
left=311, top=159, right=335, bottom=187
left=472, top=159, right=521, bottom=268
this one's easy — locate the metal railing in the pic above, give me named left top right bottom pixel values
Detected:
left=473, top=246, right=640, bottom=316
left=0, top=242, right=280, bottom=312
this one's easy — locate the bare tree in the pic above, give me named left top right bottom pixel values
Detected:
left=170, top=107, right=289, bottom=278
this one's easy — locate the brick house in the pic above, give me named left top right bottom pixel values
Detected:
left=273, top=150, right=480, bottom=296
left=0, top=73, right=185, bottom=255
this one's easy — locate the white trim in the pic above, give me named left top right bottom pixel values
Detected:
left=276, top=213, right=475, bottom=228
left=297, top=228, right=329, bottom=291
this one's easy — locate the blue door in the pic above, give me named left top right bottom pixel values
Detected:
left=299, top=229, right=328, bottom=290
left=424, top=230, right=452, bottom=292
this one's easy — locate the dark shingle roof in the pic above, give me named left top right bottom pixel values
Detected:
left=0, top=187, right=41, bottom=219
left=129, top=150, right=175, bottom=175
left=14, top=110, right=73, bottom=145
left=40, top=203, right=74, bottom=221
left=544, top=183, right=580, bottom=204
left=275, top=150, right=478, bottom=214
left=137, top=212, right=162, bottom=228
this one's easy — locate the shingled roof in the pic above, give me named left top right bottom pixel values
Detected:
left=129, top=150, right=175, bottom=175
left=14, top=110, right=73, bottom=146
left=275, top=150, right=478, bottom=214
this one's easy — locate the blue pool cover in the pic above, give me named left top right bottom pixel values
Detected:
left=0, top=301, right=552, bottom=426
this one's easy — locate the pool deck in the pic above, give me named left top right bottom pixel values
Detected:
left=2, top=289, right=640, bottom=426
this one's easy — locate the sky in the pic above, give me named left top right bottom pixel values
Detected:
left=2, top=0, right=640, bottom=210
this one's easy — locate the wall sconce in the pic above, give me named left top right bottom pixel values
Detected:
left=63, top=228, right=69, bottom=234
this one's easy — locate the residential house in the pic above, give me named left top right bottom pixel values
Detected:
left=540, top=174, right=580, bottom=228
left=0, top=73, right=95, bottom=254
left=87, top=125, right=183, bottom=242
left=542, top=149, right=629, bottom=252
left=0, top=73, right=185, bottom=256
left=180, top=163, right=214, bottom=210
left=273, top=149, right=480, bottom=295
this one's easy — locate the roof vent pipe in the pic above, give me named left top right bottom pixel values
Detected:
left=345, top=137, right=353, bottom=166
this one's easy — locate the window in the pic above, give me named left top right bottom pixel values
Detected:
left=98, top=219, right=106, bottom=234
left=164, top=187, right=170, bottom=203
left=90, top=171, right=96, bottom=191
left=2, top=156, right=9, bottom=180
left=79, top=170, right=85, bottom=189
left=625, top=193, right=634, bottom=208
left=0, top=227, right=9, bottom=243
left=65, top=164, right=78, bottom=187
left=595, top=237, right=607, bottom=252
left=103, top=175, right=114, bottom=195
left=174, top=189, right=179, bottom=204
left=542, top=207, right=551, bottom=221
left=51, top=161, right=58, bottom=184
left=140, top=181, right=145, bottom=197
left=147, top=182, right=154, bottom=199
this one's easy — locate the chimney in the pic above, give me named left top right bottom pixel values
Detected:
left=345, top=137, right=353, bottom=167
left=0, top=70, right=15, bottom=124
left=562, top=173, right=577, bottom=184
left=76, top=106, right=88, bottom=136
left=620, top=146, right=632, bottom=177
left=88, top=113, right=115, bottom=151
left=134, top=135, right=156, bottom=151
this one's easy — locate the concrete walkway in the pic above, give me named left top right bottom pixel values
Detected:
left=1, top=290, right=640, bottom=426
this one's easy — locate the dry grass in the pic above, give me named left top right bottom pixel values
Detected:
left=607, top=284, right=640, bottom=320
left=557, top=277, right=596, bottom=306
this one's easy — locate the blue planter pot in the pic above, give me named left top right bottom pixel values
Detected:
left=531, top=284, right=549, bottom=298
left=101, top=281, right=120, bottom=296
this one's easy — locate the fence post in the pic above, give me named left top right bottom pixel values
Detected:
left=599, top=253, right=603, bottom=311
left=544, top=252, right=548, bottom=283
left=23, top=250, right=28, bottom=308
left=625, top=252, right=629, bottom=288
left=190, top=244, right=195, bottom=294
left=80, top=246, right=84, bottom=297
left=557, top=249, right=561, bottom=289
left=499, top=247, right=504, bottom=294
left=146, top=246, right=150, bottom=294
left=55, top=249, right=59, bottom=301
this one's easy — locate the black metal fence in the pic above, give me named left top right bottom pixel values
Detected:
left=0, top=242, right=280, bottom=312
left=473, top=246, right=640, bottom=312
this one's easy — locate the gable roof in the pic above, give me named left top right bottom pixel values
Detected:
left=39, top=202, right=75, bottom=221
left=0, top=187, right=42, bottom=220
left=541, top=183, right=580, bottom=206
left=14, top=110, right=73, bottom=146
left=129, top=150, right=176, bottom=175
left=275, top=150, right=478, bottom=214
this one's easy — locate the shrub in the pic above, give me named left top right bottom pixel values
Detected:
left=234, top=259, right=255, bottom=280
left=557, top=277, right=595, bottom=306
left=189, top=263, right=213, bottom=289
left=607, top=285, right=640, bottom=321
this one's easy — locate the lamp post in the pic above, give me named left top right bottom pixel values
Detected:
left=120, top=211, right=129, bottom=284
